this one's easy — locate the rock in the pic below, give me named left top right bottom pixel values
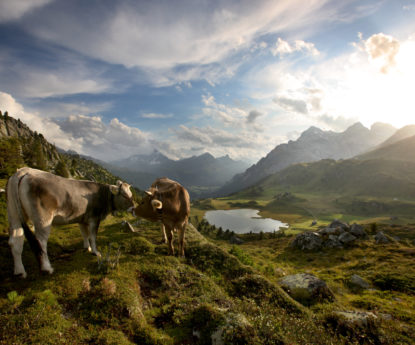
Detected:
left=378, top=313, right=392, bottom=321
left=349, top=274, right=370, bottom=289
left=374, top=231, right=389, bottom=244
left=290, top=232, right=323, bottom=251
left=319, top=226, right=344, bottom=236
left=279, top=273, right=334, bottom=305
left=349, top=223, right=367, bottom=238
left=211, top=313, right=259, bottom=345
left=310, top=220, right=317, bottom=226
left=334, top=310, right=377, bottom=328
left=323, top=235, right=343, bottom=249
left=229, top=235, right=244, bottom=245
left=329, top=220, right=349, bottom=231
left=338, top=232, right=357, bottom=245
left=274, top=267, right=286, bottom=277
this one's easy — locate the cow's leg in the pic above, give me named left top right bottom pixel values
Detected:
left=34, top=223, right=54, bottom=274
left=178, top=222, right=186, bottom=257
left=79, top=223, right=91, bottom=252
left=87, top=220, right=101, bottom=257
left=165, top=224, right=174, bottom=255
left=161, top=223, right=168, bottom=244
left=8, top=226, right=26, bottom=278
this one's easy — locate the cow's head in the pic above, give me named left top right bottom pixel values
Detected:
left=132, top=189, right=162, bottom=221
left=110, top=180, right=134, bottom=211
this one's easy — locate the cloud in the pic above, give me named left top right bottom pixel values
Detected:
left=171, top=124, right=276, bottom=161
left=201, top=94, right=247, bottom=126
left=271, top=37, right=319, bottom=57
left=141, top=112, right=173, bottom=119
left=55, top=115, right=152, bottom=160
left=0, top=0, right=52, bottom=22
left=316, top=114, right=358, bottom=131
left=0, top=91, right=155, bottom=161
left=0, top=91, right=83, bottom=151
left=0, top=49, right=115, bottom=98
left=17, top=0, right=367, bottom=86
left=273, top=96, right=308, bottom=114
left=246, top=110, right=263, bottom=123
left=361, top=33, right=400, bottom=73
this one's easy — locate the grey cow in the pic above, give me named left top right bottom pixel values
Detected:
left=7, top=167, right=134, bottom=277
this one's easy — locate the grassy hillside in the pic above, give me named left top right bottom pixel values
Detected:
left=1, top=211, right=414, bottom=344
left=358, top=135, right=415, bottom=163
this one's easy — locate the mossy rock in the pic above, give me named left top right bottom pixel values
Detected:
left=126, top=236, right=155, bottom=255
left=97, top=329, right=134, bottom=345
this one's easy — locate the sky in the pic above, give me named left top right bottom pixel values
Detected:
left=0, top=0, right=415, bottom=163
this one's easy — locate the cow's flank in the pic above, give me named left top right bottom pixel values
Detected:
left=133, top=177, right=190, bottom=257
left=7, top=167, right=134, bottom=278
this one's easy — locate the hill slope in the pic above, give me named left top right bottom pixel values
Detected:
left=217, top=122, right=396, bottom=196
left=358, top=134, right=415, bottom=163
left=378, top=124, right=415, bottom=148
left=0, top=112, right=124, bottom=186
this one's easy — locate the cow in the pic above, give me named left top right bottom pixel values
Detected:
left=7, top=167, right=134, bottom=278
left=132, top=177, right=190, bottom=257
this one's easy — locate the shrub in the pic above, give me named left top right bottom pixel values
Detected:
left=126, top=236, right=155, bottom=255
left=229, top=245, right=254, bottom=266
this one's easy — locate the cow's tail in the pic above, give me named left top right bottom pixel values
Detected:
left=7, top=169, right=43, bottom=262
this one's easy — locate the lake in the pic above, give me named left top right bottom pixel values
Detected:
left=204, top=209, right=288, bottom=234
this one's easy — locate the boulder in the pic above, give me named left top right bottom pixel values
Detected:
left=279, top=273, right=334, bottom=305
left=329, top=220, right=349, bottom=231
left=290, top=232, right=323, bottom=251
left=349, top=223, right=367, bottom=238
left=211, top=313, right=259, bottom=345
left=323, top=235, right=343, bottom=249
left=310, top=220, right=317, bottom=226
left=319, top=226, right=345, bottom=236
left=338, top=232, right=357, bottom=245
left=334, top=310, right=377, bottom=328
left=349, top=274, right=370, bottom=289
left=374, top=232, right=389, bottom=244
left=229, top=235, right=244, bottom=245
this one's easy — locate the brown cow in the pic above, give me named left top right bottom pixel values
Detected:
left=132, top=178, right=190, bottom=256
left=7, top=167, right=134, bottom=277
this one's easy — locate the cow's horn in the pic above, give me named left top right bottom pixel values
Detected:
left=145, top=190, right=152, bottom=196
left=151, top=199, right=162, bottom=210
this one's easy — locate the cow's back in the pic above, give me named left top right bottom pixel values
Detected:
left=18, top=168, right=110, bottom=225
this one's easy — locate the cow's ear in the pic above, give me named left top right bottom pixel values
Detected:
left=116, top=180, right=123, bottom=187
left=151, top=199, right=163, bottom=210
left=109, top=185, right=119, bottom=195
left=145, top=190, right=152, bottom=196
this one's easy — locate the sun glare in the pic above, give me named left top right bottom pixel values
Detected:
left=323, top=38, right=415, bottom=129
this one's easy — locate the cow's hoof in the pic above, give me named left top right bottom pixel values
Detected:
left=41, top=268, right=54, bottom=275
left=14, top=272, right=27, bottom=279
left=94, top=251, right=102, bottom=258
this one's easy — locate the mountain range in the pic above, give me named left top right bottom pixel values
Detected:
left=105, top=151, right=249, bottom=196
left=216, top=122, right=396, bottom=196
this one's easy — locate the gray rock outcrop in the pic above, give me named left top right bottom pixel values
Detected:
left=349, top=274, right=370, bottom=289
left=279, top=273, right=334, bottom=305
left=290, top=232, right=323, bottom=251
left=374, top=231, right=390, bottom=244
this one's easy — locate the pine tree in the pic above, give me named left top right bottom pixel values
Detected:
left=55, top=160, right=70, bottom=178
left=0, top=138, right=24, bottom=178
left=31, top=137, right=47, bottom=170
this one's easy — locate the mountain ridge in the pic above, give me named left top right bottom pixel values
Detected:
left=216, top=122, right=396, bottom=196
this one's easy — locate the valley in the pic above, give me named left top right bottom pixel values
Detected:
left=1, top=114, right=415, bottom=344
